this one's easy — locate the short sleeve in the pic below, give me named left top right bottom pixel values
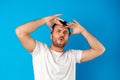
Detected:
left=31, top=40, right=45, bottom=56
left=75, top=50, right=83, bottom=63
left=70, top=50, right=83, bottom=63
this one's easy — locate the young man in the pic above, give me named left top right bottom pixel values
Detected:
left=15, top=14, right=105, bottom=80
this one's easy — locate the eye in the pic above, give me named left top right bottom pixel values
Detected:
left=56, top=30, right=61, bottom=33
left=64, top=31, right=68, bottom=34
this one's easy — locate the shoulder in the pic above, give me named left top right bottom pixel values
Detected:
left=31, top=40, right=48, bottom=55
left=65, top=49, right=82, bottom=54
left=65, top=49, right=83, bottom=63
left=35, top=40, right=48, bottom=48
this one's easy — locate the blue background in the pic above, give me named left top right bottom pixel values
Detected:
left=0, top=0, right=120, bottom=80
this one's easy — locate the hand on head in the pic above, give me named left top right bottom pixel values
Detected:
left=45, top=14, right=64, bottom=30
left=66, top=20, right=85, bottom=34
left=45, top=14, right=85, bottom=34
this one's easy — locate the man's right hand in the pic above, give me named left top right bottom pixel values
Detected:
left=16, top=14, right=64, bottom=53
left=44, top=14, right=63, bottom=30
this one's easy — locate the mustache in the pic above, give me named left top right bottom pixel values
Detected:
left=58, top=36, right=64, bottom=39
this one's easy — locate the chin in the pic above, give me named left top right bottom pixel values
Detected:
left=58, top=43, right=67, bottom=48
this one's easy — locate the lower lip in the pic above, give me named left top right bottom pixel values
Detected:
left=59, top=39, right=64, bottom=42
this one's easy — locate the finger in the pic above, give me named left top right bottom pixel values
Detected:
left=52, top=14, right=63, bottom=24
left=66, top=22, right=71, bottom=25
left=67, top=22, right=73, bottom=25
left=65, top=25, right=71, bottom=28
left=53, top=14, right=62, bottom=17
left=56, top=20, right=63, bottom=25
left=68, top=22, right=75, bottom=26
left=56, top=18, right=64, bottom=25
left=57, top=18, right=64, bottom=22
left=67, top=24, right=74, bottom=29
left=56, top=18, right=67, bottom=26
left=73, top=19, right=79, bottom=24
left=54, top=18, right=63, bottom=25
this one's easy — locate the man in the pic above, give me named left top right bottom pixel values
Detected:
left=15, top=14, right=105, bottom=80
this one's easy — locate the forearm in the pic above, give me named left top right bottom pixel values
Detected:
left=16, top=18, right=46, bottom=35
left=81, top=29, right=105, bottom=52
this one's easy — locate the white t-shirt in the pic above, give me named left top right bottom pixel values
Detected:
left=31, top=41, right=82, bottom=80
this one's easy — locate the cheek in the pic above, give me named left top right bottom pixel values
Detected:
left=64, top=36, right=69, bottom=40
left=52, top=34, right=59, bottom=40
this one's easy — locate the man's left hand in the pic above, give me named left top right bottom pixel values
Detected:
left=67, top=20, right=85, bottom=34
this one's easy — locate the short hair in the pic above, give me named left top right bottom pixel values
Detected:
left=51, top=20, right=71, bottom=35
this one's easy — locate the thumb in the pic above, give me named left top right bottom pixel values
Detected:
left=53, top=14, right=62, bottom=17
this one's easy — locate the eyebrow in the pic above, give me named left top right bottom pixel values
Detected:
left=55, top=28, right=69, bottom=32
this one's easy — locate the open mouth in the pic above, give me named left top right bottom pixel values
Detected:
left=58, top=38, right=64, bottom=42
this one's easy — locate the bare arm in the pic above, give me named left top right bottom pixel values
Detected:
left=15, top=18, right=47, bottom=52
left=80, top=30, right=105, bottom=62
left=67, top=20, right=105, bottom=62
left=15, top=14, right=62, bottom=53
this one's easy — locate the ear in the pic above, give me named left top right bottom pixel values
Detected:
left=50, top=34, right=53, bottom=40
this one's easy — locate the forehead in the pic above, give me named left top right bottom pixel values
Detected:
left=54, top=24, right=69, bottom=31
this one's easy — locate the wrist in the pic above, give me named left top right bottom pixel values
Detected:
left=43, top=17, right=48, bottom=24
left=81, top=29, right=87, bottom=34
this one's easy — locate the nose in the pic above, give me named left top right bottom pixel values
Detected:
left=60, top=32, right=65, bottom=37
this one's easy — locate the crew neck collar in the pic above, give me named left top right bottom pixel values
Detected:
left=49, top=47, right=65, bottom=57
left=49, top=46, right=64, bottom=53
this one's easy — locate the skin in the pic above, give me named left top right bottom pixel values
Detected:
left=50, top=24, right=70, bottom=52
left=15, top=14, right=105, bottom=62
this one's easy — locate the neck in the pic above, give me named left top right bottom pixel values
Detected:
left=50, top=44, right=64, bottom=52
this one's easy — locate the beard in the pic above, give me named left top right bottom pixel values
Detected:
left=52, top=36, right=68, bottom=48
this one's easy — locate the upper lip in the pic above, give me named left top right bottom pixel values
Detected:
left=58, top=37, right=64, bottom=41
